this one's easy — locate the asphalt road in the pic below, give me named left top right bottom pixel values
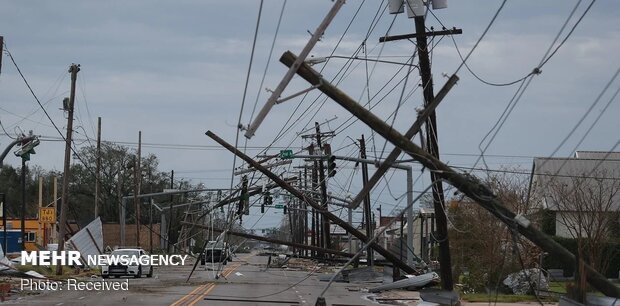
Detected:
left=6, top=253, right=382, bottom=306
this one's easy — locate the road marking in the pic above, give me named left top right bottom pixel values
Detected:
left=172, top=254, right=251, bottom=306
left=170, top=282, right=208, bottom=306
left=77, top=296, right=85, bottom=300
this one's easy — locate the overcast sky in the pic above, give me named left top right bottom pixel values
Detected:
left=1, top=1, right=619, bottom=229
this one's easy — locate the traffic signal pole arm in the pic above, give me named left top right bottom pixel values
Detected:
left=279, top=50, right=620, bottom=298
left=0, top=135, right=37, bottom=166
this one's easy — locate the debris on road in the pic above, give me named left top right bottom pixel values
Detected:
left=368, top=272, right=439, bottom=293
left=502, top=268, right=548, bottom=295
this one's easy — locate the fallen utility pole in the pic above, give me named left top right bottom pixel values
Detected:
left=279, top=51, right=620, bottom=298
left=205, top=130, right=419, bottom=275
left=181, top=222, right=354, bottom=258
left=347, top=73, right=459, bottom=209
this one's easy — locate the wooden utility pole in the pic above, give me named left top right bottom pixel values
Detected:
left=308, top=144, right=320, bottom=254
left=52, top=176, right=57, bottom=244
left=0, top=36, right=3, bottom=75
left=206, top=130, right=418, bottom=275
left=95, top=117, right=101, bottom=219
left=167, top=170, right=174, bottom=253
left=359, top=134, right=373, bottom=266
left=57, top=63, right=79, bottom=275
left=37, top=177, right=43, bottom=246
left=314, top=122, right=331, bottom=252
left=413, top=15, right=454, bottom=291
left=278, top=51, right=620, bottom=297
left=134, top=131, right=142, bottom=246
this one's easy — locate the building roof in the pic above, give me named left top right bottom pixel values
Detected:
left=529, top=152, right=620, bottom=211
left=574, top=151, right=620, bottom=160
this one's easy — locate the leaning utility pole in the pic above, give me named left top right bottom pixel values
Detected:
left=359, top=134, right=373, bottom=266
left=280, top=51, right=620, bottom=297
left=57, top=63, right=79, bottom=275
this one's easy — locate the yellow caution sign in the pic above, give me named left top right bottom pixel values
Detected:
left=39, top=207, right=56, bottom=223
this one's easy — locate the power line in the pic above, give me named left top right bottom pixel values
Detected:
left=472, top=1, right=597, bottom=173
left=453, top=0, right=507, bottom=75
left=246, top=0, right=287, bottom=128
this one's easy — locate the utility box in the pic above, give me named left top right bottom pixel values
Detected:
left=0, top=231, right=23, bottom=253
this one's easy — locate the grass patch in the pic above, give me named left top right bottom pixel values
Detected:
left=548, top=281, right=568, bottom=294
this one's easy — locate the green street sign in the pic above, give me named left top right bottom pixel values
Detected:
left=274, top=204, right=284, bottom=209
left=279, top=150, right=293, bottom=159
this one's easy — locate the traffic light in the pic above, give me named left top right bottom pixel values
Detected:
left=261, top=191, right=269, bottom=214
left=327, top=155, right=337, bottom=177
left=239, top=175, right=248, bottom=216
left=14, top=137, right=40, bottom=161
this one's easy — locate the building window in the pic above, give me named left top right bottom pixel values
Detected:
left=26, top=232, right=36, bottom=242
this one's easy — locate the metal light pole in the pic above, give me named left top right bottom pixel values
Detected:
left=20, top=158, right=26, bottom=251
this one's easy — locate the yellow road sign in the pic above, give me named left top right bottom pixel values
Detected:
left=39, top=207, right=56, bottom=223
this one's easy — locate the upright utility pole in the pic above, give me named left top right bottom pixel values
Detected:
left=57, top=63, right=79, bottom=275
left=167, top=170, right=174, bottom=253
left=413, top=15, right=453, bottom=291
left=95, top=117, right=101, bottom=219
left=308, top=144, right=320, bottom=253
left=314, top=123, right=331, bottom=252
left=0, top=193, right=6, bottom=253
left=134, top=131, right=142, bottom=246
left=359, top=135, right=373, bottom=266
left=0, top=36, right=3, bottom=75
